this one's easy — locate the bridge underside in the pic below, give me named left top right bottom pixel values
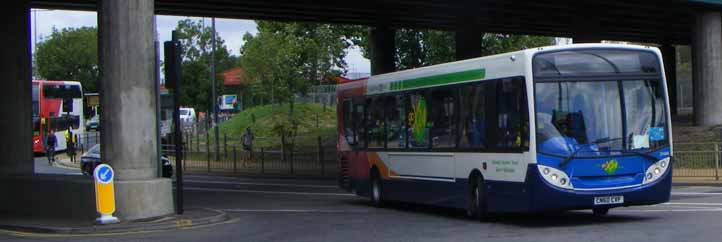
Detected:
left=32, top=0, right=711, bottom=45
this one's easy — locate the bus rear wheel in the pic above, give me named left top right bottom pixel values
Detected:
left=370, top=170, right=384, bottom=207
left=467, top=176, right=489, bottom=221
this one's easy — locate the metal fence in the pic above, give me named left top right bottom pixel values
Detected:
left=673, top=142, right=721, bottom=180
left=162, top=134, right=337, bottom=178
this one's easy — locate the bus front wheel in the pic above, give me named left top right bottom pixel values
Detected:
left=370, top=169, right=384, bottom=207
left=468, top=176, right=489, bottom=221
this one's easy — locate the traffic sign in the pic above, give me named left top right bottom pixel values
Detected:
left=93, top=164, right=119, bottom=224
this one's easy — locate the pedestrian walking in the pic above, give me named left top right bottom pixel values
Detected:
left=46, top=130, right=57, bottom=165
left=66, top=129, right=76, bottom=163
left=241, top=127, right=254, bottom=167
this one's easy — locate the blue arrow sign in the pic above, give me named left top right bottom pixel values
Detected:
left=94, top=164, right=114, bottom=184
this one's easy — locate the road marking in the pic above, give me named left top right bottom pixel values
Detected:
left=222, top=209, right=367, bottom=213
left=663, top=202, right=722, bottom=206
left=183, top=187, right=354, bottom=196
left=619, top=208, right=722, bottom=212
left=183, top=179, right=337, bottom=189
left=671, top=192, right=722, bottom=196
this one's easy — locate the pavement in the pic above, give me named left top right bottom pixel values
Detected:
left=0, top=208, right=232, bottom=235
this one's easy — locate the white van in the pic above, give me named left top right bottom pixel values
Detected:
left=179, top=107, right=196, bottom=124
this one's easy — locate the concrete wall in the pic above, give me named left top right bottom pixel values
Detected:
left=0, top=1, right=33, bottom=176
left=0, top=176, right=96, bottom=219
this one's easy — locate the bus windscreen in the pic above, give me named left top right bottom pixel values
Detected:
left=533, top=49, right=659, bottom=77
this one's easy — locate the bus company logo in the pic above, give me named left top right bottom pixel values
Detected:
left=601, top=159, right=619, bottom=174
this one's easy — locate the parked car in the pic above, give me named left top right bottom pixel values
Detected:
left=80, top=144, right=173, bottom=178
left=86, top=115, right=100, bottom=131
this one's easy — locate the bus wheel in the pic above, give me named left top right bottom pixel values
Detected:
left=593, top=208, right=609, bottom=216
left=370, top=170, right=384, bottom=207
left=468, top=177, right=489, bottom=221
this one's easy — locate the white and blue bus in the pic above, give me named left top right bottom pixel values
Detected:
left=336, top=44, right=672, bottom=219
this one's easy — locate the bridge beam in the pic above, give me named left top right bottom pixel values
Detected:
left=98, top=0, right=173, bottom=220
left=692, top=11, right=722, bottom=126
left=455, top=0, right=482, bottom=60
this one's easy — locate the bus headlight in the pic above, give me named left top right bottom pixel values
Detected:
left=643, top=157, right=671, bottom=185
left=538, top=165, right=573, bottom=190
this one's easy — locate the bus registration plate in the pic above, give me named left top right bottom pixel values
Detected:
left=594, top=196, right=624, bottom=205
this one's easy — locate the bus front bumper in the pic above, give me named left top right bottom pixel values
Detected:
left=527, top=163, right=672, bottom=212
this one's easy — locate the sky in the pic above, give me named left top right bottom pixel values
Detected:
left=31, top=9, right=371, bottom=75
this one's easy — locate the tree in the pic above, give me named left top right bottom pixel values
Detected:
left=172, top=19, right=238, bottom=112
left=352, top=28, right=554, bottom=70
left=240, top=21, right=354, bottom=106
left=239, top=21, right=355, bottom=150
left=35, top=27, right=99, bottom=92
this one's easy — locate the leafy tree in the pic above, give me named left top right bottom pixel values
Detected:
left=240, top=21, right=354, bottom=107
left=172, top=19, right=238, bottom=112
left=240, top=21, right=356, bottom=150
left=35, top=27, right=99, bottom=92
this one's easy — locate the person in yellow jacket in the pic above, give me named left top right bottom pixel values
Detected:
left=65, top=129, right=77, bottom=163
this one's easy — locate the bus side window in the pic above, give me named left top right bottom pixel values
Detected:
left=366, top=97, right=385, bottom=149
left=430, top=88, right=456, bottom=148
left=495, top=78, right=528, bottom=150
left=342, top=100, right=356, bottom=146
left=386, top=95, right=407, bottom=149
left=407, top=91, right=430, bottom=149
left=459, top=84, right=487, bottom=149
left=352, top=100, right=366, bottom=149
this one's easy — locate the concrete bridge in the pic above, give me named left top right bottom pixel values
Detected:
left=2, top=0, right=722, bottom=221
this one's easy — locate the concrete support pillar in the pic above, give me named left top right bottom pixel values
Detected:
left=692, top=11, right=722, bottom=126
left=369, top=26, right=396, bottom=75
left=455, top=24, right=482, bottom=60
left=572, top=3, right=602, bottom=43
left=98, top=0, right=172, bottom=220
left=0, top=1, right=33, bottom=176
left=455, top=0, right=482, bottom=60
left=661, top=44, right=678, bottom=116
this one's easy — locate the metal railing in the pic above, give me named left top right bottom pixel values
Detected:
left=673, top=142, right=721, bottom=180
left=162, top=134, right=337, bottom=178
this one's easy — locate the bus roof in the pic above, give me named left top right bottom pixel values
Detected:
left=338, top=43, right=659, bottom=96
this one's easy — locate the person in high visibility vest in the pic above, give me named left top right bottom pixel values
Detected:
left=65, top=129, right=77, bottom=163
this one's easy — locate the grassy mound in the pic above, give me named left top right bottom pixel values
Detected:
left=215, top=103, right=336, bottom=149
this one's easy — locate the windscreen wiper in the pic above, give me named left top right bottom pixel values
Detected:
left=559, top=145, right=588, bottom=168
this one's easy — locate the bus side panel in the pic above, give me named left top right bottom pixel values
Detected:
left=382, top=178, right=468, bottom=209
left=349, top=151, right=370, bottom=197
left=485, top=180, right=531, bottom=213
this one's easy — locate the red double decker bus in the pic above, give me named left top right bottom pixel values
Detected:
left=32, top=80, right=84, bottom=153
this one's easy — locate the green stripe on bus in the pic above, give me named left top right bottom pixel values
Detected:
left=389, top=68, right=486, bottom=91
